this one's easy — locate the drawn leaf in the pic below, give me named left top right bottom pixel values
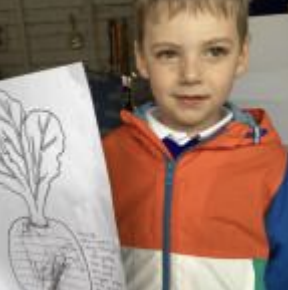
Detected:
left=0, top=90, right=28, bottom=194
left=23, top=110, right=65, bottom=203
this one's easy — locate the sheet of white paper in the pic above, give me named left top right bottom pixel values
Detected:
left=0, top=63, right=126, bottom=290
left=231, top=15, right=288, bottom=144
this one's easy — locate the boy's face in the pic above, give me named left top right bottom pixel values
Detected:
left=136, top=10, right=249, bottom=134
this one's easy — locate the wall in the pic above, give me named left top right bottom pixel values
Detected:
left=231, top=14, right=288, bottom=144
left=0, top=0, right=133, bottom=78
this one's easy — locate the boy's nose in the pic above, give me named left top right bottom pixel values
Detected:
left=179, top=56, right=202, bottom=84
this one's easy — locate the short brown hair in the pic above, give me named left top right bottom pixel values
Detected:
left=135, top=0, right=249, bottom=47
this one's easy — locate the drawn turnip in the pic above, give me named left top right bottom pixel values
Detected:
left=0, top=90, right=92, bottom=290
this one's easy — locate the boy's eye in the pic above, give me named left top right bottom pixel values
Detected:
left=205, top=46, right=230, bottom=59
left=155, top=49, right=179, bottom=61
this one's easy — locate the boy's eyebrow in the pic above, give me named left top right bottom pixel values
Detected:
left=150, top=42, right=182, bottom=50
left=203, top=37, right=234, bottom=46
left=150, top=38, right=235, bottom=50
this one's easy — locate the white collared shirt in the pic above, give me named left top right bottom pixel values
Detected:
left=146, top=106, right=233, bottom=145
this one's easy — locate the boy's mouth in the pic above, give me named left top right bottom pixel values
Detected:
left=175, top=94, right=210, bottom=105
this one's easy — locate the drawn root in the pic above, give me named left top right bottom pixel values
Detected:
left=9, top=217, right=92, bottom=290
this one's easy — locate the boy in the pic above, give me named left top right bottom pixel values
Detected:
left=103, top=0, right=288, bottom=289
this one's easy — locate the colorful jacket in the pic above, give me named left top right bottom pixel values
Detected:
left=103, top=103, right=288, bottom=290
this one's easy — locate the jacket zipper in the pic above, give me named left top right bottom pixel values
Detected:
left=161, top=143, right=202, bottom=290
left=162, top=159, right=176, bottom=290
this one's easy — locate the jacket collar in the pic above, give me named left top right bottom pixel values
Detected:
left=120, top=102, right=282, bottom=150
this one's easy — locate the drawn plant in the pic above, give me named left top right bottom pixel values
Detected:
left=0, top=90, right=92, bottom=290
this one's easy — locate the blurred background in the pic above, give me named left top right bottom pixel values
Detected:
left=0, top=0, right=287, bottom=135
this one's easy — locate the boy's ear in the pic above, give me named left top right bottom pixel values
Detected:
left=235, top=38, right=249, bottom=77
left=134, top=41, right=149, bottom=79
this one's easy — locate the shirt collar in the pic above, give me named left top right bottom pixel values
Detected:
left=146, top=106, right=233, bottom=145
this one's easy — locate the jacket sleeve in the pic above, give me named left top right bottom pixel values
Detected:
left=265, top=160, right=288, bottom=289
